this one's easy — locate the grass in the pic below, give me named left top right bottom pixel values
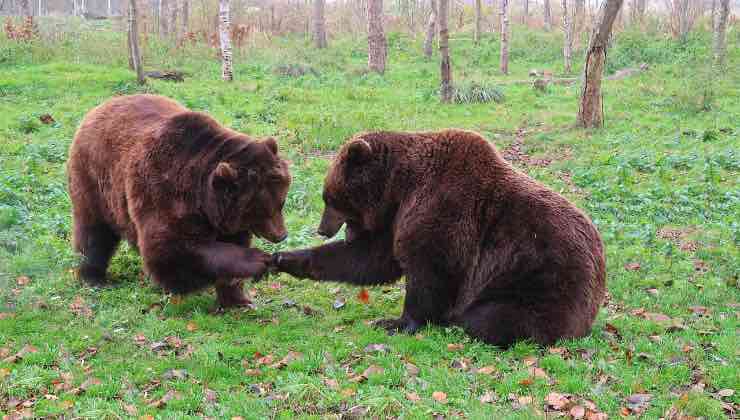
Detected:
left=1, top=17, right=739, bottom=419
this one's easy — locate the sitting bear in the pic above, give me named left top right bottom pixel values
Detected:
left=68, top=94, right=291, bottom=308
left=275, top=129, right=605, bottom=346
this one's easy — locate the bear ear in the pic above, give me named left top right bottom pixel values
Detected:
left=213, top=161, right=238, bottom=185
left=262, top=137, right=278, bottom=155
left=346, top=139, right=372, bottom=163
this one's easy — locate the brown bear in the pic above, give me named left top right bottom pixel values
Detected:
left=274, top=129, right=606, bottom=346
left=68, top=94, right=291, bottom=308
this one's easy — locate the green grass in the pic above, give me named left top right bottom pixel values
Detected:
left=1, top=18, right=739, bottom=419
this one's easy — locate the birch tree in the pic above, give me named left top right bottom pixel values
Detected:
left=712, top=0, right=729, bottom=66
left=474, top=0, right=482, bottom=44
left=313, top=0, right=327, bottom=48
left=544, top=0, right=552, bottom=31
left=367, top=0, right=387, bottom=74
left=562, top=0, right=573, bottom=73
left=500, top=0, right=509, bottom=74
left=439, top=0, right=453, bottom=102
left=219, top=0, right=233, bottom=81
left=423, top=0, right=437, bottom=58
left=577, top=0, right=624, bottom=128
left=128, top=0, right=145, bottom=85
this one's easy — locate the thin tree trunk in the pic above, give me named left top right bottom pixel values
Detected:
left=219, top=0, right=233, bottom=81
left=128, top=0, right=145, bottom=84
left=181, top=0, right=189, bottom=35
left=573, top=0, right=585, bottom=49
left=522, top=0, right=528, bottom=24
left=424, top=0, right=437, bottom=58
left=439, top=0, right=452, bottom=102
left=313, top=0, right=327, bottom=48
left=712, top=0, right=729, bottom=66
left=169, top=0, right=177, bottom=38
left=562, top=0, right=572, bottom=73
left=543, top=0, right=552, bottom=31
left=159, top=0, right=169, bottom=37
left=367, top=0, right=387, bottom=73
left=474, top=0, right=482, bottom=43
left=500, top=0, right=509, bottom=74
left=20, top=0, right=30, bottom=15
left=675, top=0, right=691, bottom=41
left=576, top=0, right=624, bottom=128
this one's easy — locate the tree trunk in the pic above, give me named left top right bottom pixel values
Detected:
left=169, top=0, right=178, bottom=37
left=521, top=0, right=528, bottom=24
left=159, top=0, right=169, bottom=37
left=576, top=0, right=624, bottom=128
left=543, top=0, right=552, bottom=31
left=219, top=0, right=233, bottom=81
left=313, top=0, right=327, bottom=48
left=439, top=0, right=452, bottom=102
left=474, top=0, right=482, bottom=43
left=20, top=0, right=30, bottom=15
left=675, top=0, right=691, bottom=41
left=499, top=0, right=509, bottom=74
left=367, top=0, right=387, bottom=73
left=423, top=0, right=437, bottom=58
left=181, top=0, right=189, bottom=35
left=562, top=0, right=572, bottom=73
left=712, top=0, right=729, bottom=66
left=128, top=0, right=145, bottom=85
left=573, top=0, right=585, bottom=49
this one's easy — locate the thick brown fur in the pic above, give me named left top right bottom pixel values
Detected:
left=275, top=129, right=606, bottom=346
left=68, top=94, right=291, bottom=307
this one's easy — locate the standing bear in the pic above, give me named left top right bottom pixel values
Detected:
left=275, top=129, right=605, bottom=346
left=68, top=94, right=291, bottom=308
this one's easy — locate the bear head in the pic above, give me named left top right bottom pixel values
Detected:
left=207, top=136, right=291, bottom=243
left=318, top=136, right=394, bottom=242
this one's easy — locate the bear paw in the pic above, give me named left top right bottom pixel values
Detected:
left=373, top=317, right=422, bottom=335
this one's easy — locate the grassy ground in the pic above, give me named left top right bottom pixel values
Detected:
left=1, top=18, right=739, bottom=419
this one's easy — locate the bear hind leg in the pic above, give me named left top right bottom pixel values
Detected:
left=75, top=222, right=120, bottom=286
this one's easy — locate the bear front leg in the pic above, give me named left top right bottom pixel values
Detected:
left=375, top=261, right=456, bottom=335
left=274, top=231, right=402, bottom=286
left=215, top=278, right=253, bottom=309
left=194, top=242, right=271, bottom=280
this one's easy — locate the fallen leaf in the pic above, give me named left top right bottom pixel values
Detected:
left=645, top=312, right=671, bottom=322
left=479, top=391, right=497, bottom=403
left=519, top=377, right=534, bottom=386
left=646, top=288, right=659, bottom=296
left=39, top=114, right=56, bottom=124
left=362, top=364, right=384, bottom=377
left=604, top=323, right=622, bottom=339
left=333, top=298, right=346, bottom=310
left=364, top=343, right=388, bottom=353
left=624, top=262, right=641, bottom=271
left=570, top=405, right=586, bottom=419
left=269, top=282, right=282, bottom=290
left=16, top=276, right=31, bottom=286
left=432, top=391, right=448, bottom=404
left=528, top=366, right=549, bottom=379
left=341, top=388, right=356, bottom=397
left=522, top=356, right=538, bottom=366
left=244, top=368, right=262, bottom=376
left=149, top=389, right=180, bottom=408
left=70, top=377, right=101, bottom=395
left=170, top=295, right=183, bottom=305
left=69, top=296, right=93, bottom=318
left=545, top=392, right=572, bottom=410
left=625, top=393, right=652, bottom=413
left=269, top=351, right=303, bottom=369
left=717, top=389, right=734, bottom=398
left=518, top=395, right=533, bottom=405
left=323, top=378, right=339, bottom=389
left=186, top=322, right=198, bottom=332
left=357, top=289, right=370, bottom=304
left=405, top=363, right=420, bottom=377
left=406, top=392, right=421, bottom=402
left=475, top=365, right=496, bottom=375
left=548, top=347, right=566, bottom=355
left=133, top=334, right=147, bottom=345
left=255, top=354, right=275, bottom=366
left=0, top=312, right=14, bottom=320
left=203, top=388, right=217, bottom=403
left=451, top=358, right=471, bottom=371
left=0, top=367, right=10, bottom=379
left=162, top=369, right=188, bottom=381
left=447, top=343, right=464, bottom=351
left=688, top=306, right=709, bottom=316
left=59, top=400, right=74, bottom=410
left=122, top=403, right=138, bottom=415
